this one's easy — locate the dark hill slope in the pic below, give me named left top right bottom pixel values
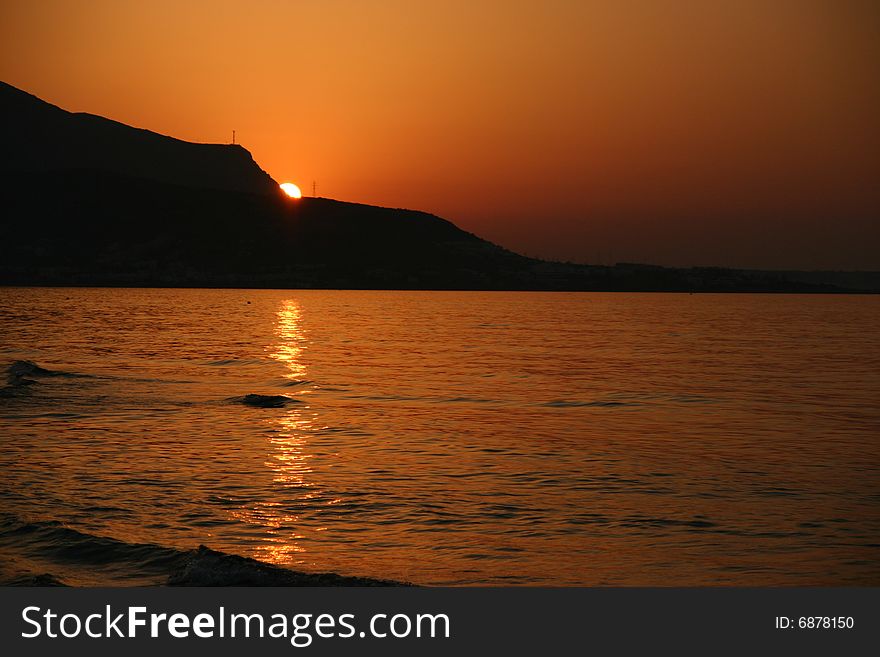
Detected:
left=2, top=167, right=861, bottom=292
left=0, top=168, right=533, bottom=289
left=1, top=81, right=872, bottom=292
left=0, top=81, right=277, bottom=195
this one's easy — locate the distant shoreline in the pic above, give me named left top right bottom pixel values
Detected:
left=1, top=282, right=877, bottom=295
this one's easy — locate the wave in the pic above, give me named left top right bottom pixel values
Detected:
left=2, top=360, right=68, bottom=397
left=542, top=399, right=637, bottom=408
left=279, top=379, right=313, bottom=388
left=227, top=393, right=303, bottom=408
left=4, top=360, right=191, bottom=385
left=7, top=360, right=66, bottom=379
left=168, top=546, right=404, bottom=587
left=0, top=515, right=405, bottom=587
left=3, top=572, right=67, bottom=586
left=0, top=514, right=185, bottom=585
left=4, top=360, right=97, bottom=390
left=5, top=360, right=66, bottom=388
left=206, top=359, right=268, bottom=366
left=542, top=394, right=717, bottom=408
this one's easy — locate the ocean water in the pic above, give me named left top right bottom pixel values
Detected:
left=0, top=287, right=878, bottom=586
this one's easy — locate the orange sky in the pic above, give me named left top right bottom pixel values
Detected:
left=2, top=0, right=878, bottom=268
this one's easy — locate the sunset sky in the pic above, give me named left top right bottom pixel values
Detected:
left=2, top=0, right=878, bottom=269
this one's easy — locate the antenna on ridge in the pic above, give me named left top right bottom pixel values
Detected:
left=312, top=180, right=316, bottom=197
left=232, top=130, right=236, bottom=145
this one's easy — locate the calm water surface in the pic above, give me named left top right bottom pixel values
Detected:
left=1, top=288, right=878, bottom=585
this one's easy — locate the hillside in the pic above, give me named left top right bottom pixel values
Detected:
left=0, top=81, right=874, bottom=292
left=0, top=81, right=277, bottom=196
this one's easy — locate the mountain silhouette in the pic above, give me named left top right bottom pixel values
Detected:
left=1, top=81, right=875, bottom=292
left=0, top=81, right=277, bottom=195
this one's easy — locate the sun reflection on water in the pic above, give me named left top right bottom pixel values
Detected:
left=272, top=300, right=308, bottom=381
left=244, top=299, right=324, bottom=565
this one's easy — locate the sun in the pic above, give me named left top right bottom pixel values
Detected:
left=279, top=182, right=302, bottom=198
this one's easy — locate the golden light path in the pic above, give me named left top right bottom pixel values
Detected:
left=279, top=182, right=302, bottom=198
left=264, top=299, right=315, bottom=563
left=231, top=300, right=325, bottom=566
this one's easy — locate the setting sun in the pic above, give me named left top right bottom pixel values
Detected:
left=279, top=182, right=302, bottom=199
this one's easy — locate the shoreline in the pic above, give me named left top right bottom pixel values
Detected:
left=1, top=282, right=878, bottom=295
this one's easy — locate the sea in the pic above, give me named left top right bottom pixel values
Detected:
left=1, top=288, right=878, bottom=586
